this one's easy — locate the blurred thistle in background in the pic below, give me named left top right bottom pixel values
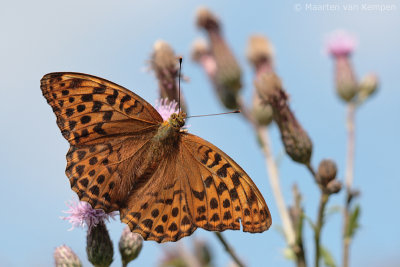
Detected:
left=191, top=7, right=378, bottom=267
left=51, top=7, right=380, bottom=267
left=1, top=1, right=394, bottom=266
left=195, top=7, right=242, bottom=109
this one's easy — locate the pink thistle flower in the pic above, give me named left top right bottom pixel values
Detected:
left=61, top=199, right=117, bottom=231
left=325, top=30, right=357, bottom=57
left=154, top=98, right=179, bottom=121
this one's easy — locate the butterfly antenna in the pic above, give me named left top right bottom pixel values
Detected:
left=178, top=57, right=182, bottom=113
left=187, top=110, right=241, bottom=118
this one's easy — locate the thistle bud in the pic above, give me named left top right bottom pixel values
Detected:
left=54, top=245, right=82, bottom=267
left=196, top=7, right=242, bottom=109
left=151, top=40, right=187, bottom=113
left=358, top=73, right=378, bottom=102
left=86, top=221, right=113, bottom=267
left=317, top=159, right=337, bottom=186
left=255, top=72, right=312, bottom=164
left=194, top=240, right=212, bottom=266
left=326, top=180, right=342, bottom=194
left=335, top=56, right=358, bottom=102
left=252, top=92, right=273, bottom=126
left=119, top=226, right=143, bottom=266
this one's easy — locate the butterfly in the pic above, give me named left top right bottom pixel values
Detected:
left=41, top=72, right=271, bottom=242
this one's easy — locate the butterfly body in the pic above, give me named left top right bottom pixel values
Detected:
left=41, top=72, right=271, bottom=242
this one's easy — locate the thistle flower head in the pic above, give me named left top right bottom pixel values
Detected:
left=152, top=40, right=178, bottom=75
left=196, top=7, right=220, bottom=31
left=151, top=40, right=187, bottom=113
left=54, top=245, right=82, bottom=267
left=119, top=226, right=143, bottom=266
left=155, top=98, right=179, bottom=121
left=247, top=35, right=274, bottom=72
left=61, top=199, right=117, bottom=231
left=325, top=30, right=357, bottom=57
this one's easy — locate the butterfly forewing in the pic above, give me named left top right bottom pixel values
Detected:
left=41, top=72, right=162, bottom=212
left=41, top=72, right=162, bottom=145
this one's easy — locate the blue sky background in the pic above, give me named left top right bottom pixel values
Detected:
left=1, top=0, right=399, bottom=266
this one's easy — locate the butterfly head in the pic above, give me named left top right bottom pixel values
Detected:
left=168, top=111, right=186, bottom=129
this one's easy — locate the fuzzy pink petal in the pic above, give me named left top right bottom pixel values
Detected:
left=154, top=98, right=179, bottom=121
left=325, top=30, right=357, bottom=57
left=61, top=199, right=117, bottom=231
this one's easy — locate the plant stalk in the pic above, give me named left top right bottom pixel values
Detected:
left=343, top=103, right=356, bottom=267
left=314, top=193, right=329, bottom=267
left=238, top=98, right=296, bottom=247
left=214, top=232, right=246, bottom=267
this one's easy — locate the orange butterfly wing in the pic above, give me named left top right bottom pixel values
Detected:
left=42, top=72, right=271, bottom=242
left=181, top=134, right=271, bottom=233
left=41, top=72, right=163, bottom=212
left=119, top=133, right=271, bottom=243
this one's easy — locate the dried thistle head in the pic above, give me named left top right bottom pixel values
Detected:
left=196, top=7, right=220, bottom=32
left=150, top=40, right=187, bottom=112
left=152, top=40, right=177, bottom=73
left=247, top=35, right=274, bottom=71
left=194, top=7, right=242, bottom=109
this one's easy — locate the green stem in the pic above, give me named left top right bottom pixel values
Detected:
left=292, top=185, right=307, bottom=267
left=214, top=232, right=246, bottom=267
left=314, top=193, right=329, bottom=267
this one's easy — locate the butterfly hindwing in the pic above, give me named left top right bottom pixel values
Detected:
left=182, top=133, right=272, bottom=233
left=120, top=150, right=196, bottom=242
left=66, top=132, right=156, bottom=213
left=119, top=133, right=271, bottom=243
left=41, top=72, right=163, bottom=146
